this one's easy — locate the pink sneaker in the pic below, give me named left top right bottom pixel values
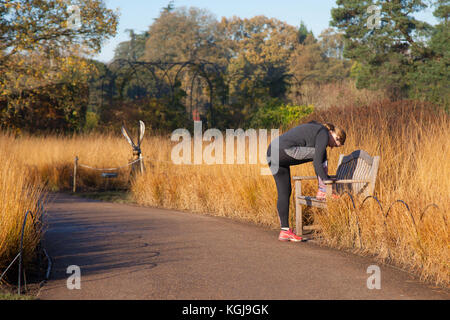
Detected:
left=316, top=190, right=340, bottom=200
left=316, top=190, right=326, bottom=200
left=278, top=229, right=303, bottom=242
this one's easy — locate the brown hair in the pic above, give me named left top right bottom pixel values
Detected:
left=323, top=123, right=346, bottom=145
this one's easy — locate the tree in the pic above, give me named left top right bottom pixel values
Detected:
left=288, top=29, right=352, bottom=101
left=113, top=30, right=149, bottom=61
left=218, top=15, right=298, bottom=123
left=289, top=34, right=324, bottom=85
left=317, top=28, right=352, bottom=81
left=297, top=20, right=314, bottom=44
left=319, top=28, right=345, bottom=59
left=330, top=0, right=435, bottom=99
left=0, top=0, right=119, bottom=131
left=0, top=0, right=118, bottom=66
left=409, top=0, right=449, bottom=108
left=141, top=7, right=228, bottom=127
left=161, top=0, right=175, bottom=13
left=143, top=6, right=223, bottom=63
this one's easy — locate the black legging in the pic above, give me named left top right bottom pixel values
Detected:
left=272, top=165, right=292, bottom=228
left=267, top=146, right=309, bottom=229
left=266, top=122, right=330, bottom=229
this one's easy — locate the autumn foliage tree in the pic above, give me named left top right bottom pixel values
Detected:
left=0, top=0, right=119, bottom=132
left=105, top=6, right=354, bottom=130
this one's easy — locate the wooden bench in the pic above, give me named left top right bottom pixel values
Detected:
left=293, top=150, right=380, bottom=236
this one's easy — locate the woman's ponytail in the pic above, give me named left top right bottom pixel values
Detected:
left=322, top=123, right=335, bottom=132
left=322, top=122, right=346, bottom=145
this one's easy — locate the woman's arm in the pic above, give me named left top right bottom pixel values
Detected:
left=313, top=129, right=329, bottom=181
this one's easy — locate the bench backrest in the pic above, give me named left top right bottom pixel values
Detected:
left=335, top=150, right=380, bottom=197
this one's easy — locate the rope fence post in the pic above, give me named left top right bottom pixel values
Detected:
left=73, top=156, right=78, bottom=193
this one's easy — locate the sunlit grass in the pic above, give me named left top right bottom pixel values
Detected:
left=0, top=98, right=448, bottom=287
left=133, top=100, right=449, bottom=286
left=0, top=142, right=45, bottom=274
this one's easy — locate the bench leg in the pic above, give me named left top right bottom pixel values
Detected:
left=295, top=180, right=303, bottom=236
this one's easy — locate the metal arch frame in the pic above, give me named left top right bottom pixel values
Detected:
left=102, top=59, right=165, bottom=101
left=97, top=59, right=222, bottom=126
left=96, top=59, right=321, bottom=127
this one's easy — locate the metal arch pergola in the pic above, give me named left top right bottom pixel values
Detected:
left=98, top=59, right=224, bottom=127
left=95, top=59, right=315, bottom=128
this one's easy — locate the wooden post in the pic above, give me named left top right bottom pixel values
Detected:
left=73, top=156, right=78, bottom=193
left=295, top=180, right=303, bottom=236
left=139, top=153, right=144, bottom=174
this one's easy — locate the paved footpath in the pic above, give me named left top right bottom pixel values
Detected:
left=37, top=193, right=449, bottom=300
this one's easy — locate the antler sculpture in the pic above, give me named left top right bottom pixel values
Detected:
left=121, top=120, right=145, bottom=178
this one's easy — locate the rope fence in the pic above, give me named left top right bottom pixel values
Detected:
left=72, top=156, right=146, bottom=192
left=77, top=158, right=143, bottom=171
left=72, top=155, right=270, bottom=192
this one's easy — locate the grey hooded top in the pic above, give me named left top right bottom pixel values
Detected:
left=267, top=121, right=329, bottom=180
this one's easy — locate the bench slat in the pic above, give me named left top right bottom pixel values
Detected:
left=296, top=196, right=327, bottom=208
left=324, top=179, right=371, bottom=184
left=294, top=149, right=380, bottom=236
left=292, top=176, right=317, bottom=181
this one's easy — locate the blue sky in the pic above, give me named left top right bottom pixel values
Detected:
left=92, top=0, right=438, bottom=63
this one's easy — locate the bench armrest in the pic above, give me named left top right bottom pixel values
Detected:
left=293, top=176, right=317, bottom=181
left=324, top=179, right=371, bottom=184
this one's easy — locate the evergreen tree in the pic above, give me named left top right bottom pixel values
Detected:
left=162, top=1, right=176, bottom=13
left=331, top=0, right=435, bottom=100
left=297, top=20, right=314, bottom=44
left=409, top=0, right=449, bottom=108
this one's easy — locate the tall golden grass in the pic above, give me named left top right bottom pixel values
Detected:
left=0, top=97, right=448, bottom=287
left=10, top=132, right=134, bottom=191
left=0, top=131, right=134, bottom=276
left=132, top=100, right=449, bottom=286
left=305, top=100, right=449, bottom=286
left=0, top=136, right=45, bottom=274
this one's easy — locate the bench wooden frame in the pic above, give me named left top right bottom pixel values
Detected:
left=293, top=150, right=380, bottom=236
